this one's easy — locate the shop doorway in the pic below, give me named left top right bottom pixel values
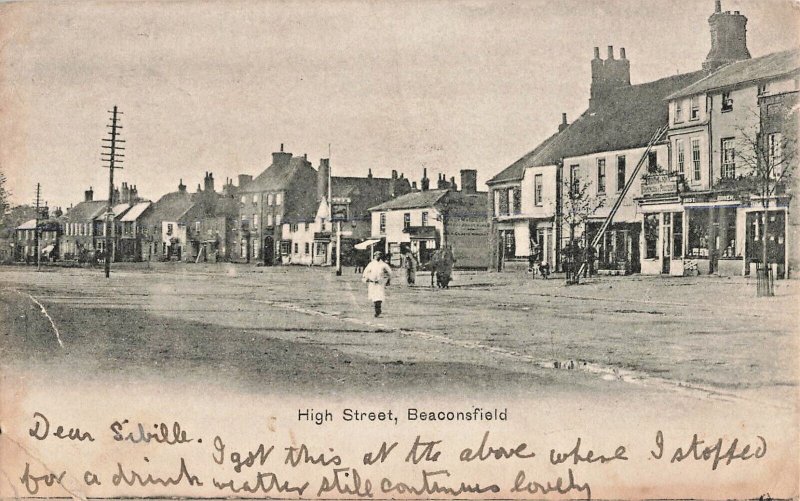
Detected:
left=746, top=210, right=786, bottom=277
left=263, top=235, right=274, bottom=266
left=661, top=213, right=672, bottom=274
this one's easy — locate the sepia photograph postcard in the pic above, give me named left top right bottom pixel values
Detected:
left=0, top=0, right=798, bottom=499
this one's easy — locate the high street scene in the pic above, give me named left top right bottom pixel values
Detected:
left=0, top=0, right=798, bottom=499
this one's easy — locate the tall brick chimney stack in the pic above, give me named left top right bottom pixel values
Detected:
left=589, top=46, right=631, bottom=108
left=85, top=186, right=94, bottom=202
left=460, top=169, right=477, bottom=194
left=703, top=1, right=750, bottom=71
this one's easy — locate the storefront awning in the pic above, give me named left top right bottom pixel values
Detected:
left=354, top=239, right=380, bottom=250
left=314, top=231, right=331, bottom=242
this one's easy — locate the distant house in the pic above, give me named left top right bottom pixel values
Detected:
left=180, top=174, right=242, bottom=262
left=140, top=181, right=196, bottom=261
left=14, top=216, right=61, bottom=263
left=369, top=169, right=489, bottom=269
left=235, top=145, right=319, bottom=264
left=60, top=187, right=107, bottom=262
left=117, top=201, right=152, bottom=261
left=141, top=173, right=244, bottom=262
left=281, top=166, right=411, bottom=266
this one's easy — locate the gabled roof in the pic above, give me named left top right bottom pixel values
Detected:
left=239, top=156, right=315, bottom=194
left=120, top=202, right=151, bottom=222
left=16, top=219, right=61, bottom=230
left=667, top=49, right=800, bottom=100
left=62, top=200, right=107, bottom=222
left=142, top=191, right=196, bottom=223
left=488, top=69, right=707, bottom=185
left=95, top=203, right=132, bottom=221
left=369, top=189, right=449, bottom=211
left=16, top=219, right=37, bottom=230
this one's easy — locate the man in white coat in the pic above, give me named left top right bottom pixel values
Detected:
left=362, top=251, right=392, bottom=317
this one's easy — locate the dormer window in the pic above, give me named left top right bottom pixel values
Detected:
left=721, top=92, right=733, bottom=112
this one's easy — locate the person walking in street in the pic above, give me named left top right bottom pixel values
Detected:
left=362, top=251, right=392, bottom=317
left=403, top=248, right=418, bottom=286
left=428, top=249, right=441, bottom=288
left=437, top=245, right=456, bottom=289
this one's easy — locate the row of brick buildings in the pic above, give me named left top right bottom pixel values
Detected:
left=486, top=2, right=799, bottom=278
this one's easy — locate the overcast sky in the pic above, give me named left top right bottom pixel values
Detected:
left=1, top=0, right=798, bottom=208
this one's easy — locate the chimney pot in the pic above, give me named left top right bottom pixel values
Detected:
left=368, top=168, right=373, bottom=178
left=280, top=143, right=284, bottom=152
left=715, top=0, right=721, bottom=13
left=607, top=45, right=614, bottom=59
left=593, top=47, right=600, bottom=59
left=620, top=47, right=626, bottom=59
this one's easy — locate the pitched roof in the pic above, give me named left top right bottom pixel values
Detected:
left=667, top=49, right=800, bottom=100
left=488, top=69, right=707, bottom=184
left=120, top=202, right=151, bottom=222
left=487, top=132, right=560, bottom=184
left=62, top=200, right=107, bottom=222
left=239, top=156, right=315, bottom=193
left=16, top=219, right=37, bottom=230
left=142, top=191, right=196, bottom=223
left=95, top=203, right=132, bottom=221
left=369, top=189, right=449, bottom=211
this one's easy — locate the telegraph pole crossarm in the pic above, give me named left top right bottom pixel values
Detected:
left=101, top=105, right=124, bottom=279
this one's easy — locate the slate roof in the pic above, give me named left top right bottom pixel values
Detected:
left=239, top=156, right=316, bottom=193
left=369, top=189, right=449, bottom=211
left=120, top=202, right=152, bottom=222
left=487, top=69, right=707, bottom=185
left=95, top=203, right=132, bottom=221
left=62, top=200, right=107, bottom=222
left=16, top=219, right=37, bottom=230
left=667, top=49, right=800, bottom=99
left=141, top=191, right=196, bottom=224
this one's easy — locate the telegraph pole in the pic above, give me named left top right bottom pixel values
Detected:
left=101, top=106, right=124, bottom=278
left=331, top=144, right=342, bottom=276
left=34, top=183, right=41, bottom=271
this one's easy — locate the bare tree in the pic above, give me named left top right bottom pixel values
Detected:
left=735, top=105, right=797, bottom=296
left=0, top=167, right=9, bottom=215
left=562, top=175, right=604, bottom=285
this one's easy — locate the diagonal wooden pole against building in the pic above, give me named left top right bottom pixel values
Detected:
left=101, top=106, right=124, bottom=278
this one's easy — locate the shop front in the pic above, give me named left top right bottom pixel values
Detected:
left=745, top=207, right=788, bottom=278
left=586, top=221, right=641, bottom=275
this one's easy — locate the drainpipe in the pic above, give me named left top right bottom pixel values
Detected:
left=555, top=161, right=563, bottom=272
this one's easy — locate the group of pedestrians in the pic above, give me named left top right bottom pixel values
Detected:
left=360, top=245, right=456, bottom=317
